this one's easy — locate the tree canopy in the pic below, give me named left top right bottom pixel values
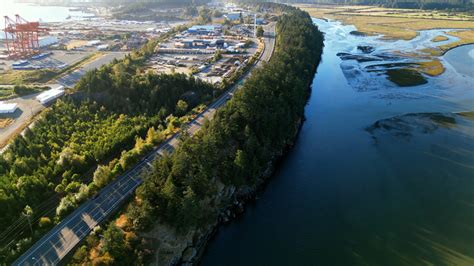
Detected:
left=0, top=31, right=218, bottom=263
left=71, top=4, right=325, bottom=265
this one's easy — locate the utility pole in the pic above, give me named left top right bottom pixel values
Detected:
left=254, top=13, right=257, bottom=38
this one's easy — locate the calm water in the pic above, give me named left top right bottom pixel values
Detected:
left=201, top=19, right=474, bottom=265
left=444, top=44, right=474, bottom=78
left=2, top=0, right=93, bottom=22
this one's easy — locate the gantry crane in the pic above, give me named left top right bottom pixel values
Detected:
left=3, top=14, right=49, bottom=58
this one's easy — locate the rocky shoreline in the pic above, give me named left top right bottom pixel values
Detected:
left=135, top=7, right=324, bottom=265
left=143, top=84, right=315, bottom=266
left=142, top=67, right=318, bottom=266
left=166, top=116, right=305, bottom=266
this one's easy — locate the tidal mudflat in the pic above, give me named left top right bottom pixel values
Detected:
left=201, top=18, right=474, bottom=266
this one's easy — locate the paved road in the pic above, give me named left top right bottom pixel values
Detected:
left=13, top=23, right=276, bottom=266
left=0, top=93, right=45, bottom=151
left=57, top=52, right=126, bottom=87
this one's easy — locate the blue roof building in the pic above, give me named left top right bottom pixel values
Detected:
left=187, top=25, right=221, bottom=35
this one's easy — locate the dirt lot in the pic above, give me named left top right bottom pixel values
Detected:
left=0, top=91, right=46, bottom=149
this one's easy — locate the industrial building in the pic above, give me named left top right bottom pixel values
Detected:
left=174, top=38, right=225, bottom=48
left=39, top=36, right=58, bottom=47
left=36, top=86, right=65, bottom=105
left=0, top=102, right=18, bottom=114
left=187, top=25, right=222, bottom=35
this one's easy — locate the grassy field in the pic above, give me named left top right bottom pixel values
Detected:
left=416, top=60, right=445, bottom=76
left=460, top=111, right=474, bottom=120
left=300, top=5, right=474, bottom=42
left=386, top=68, right=428, bottom=87
left=0, top=86, right=47, bottom=100
left=299, top=5, right=474, bottom=76
left=439, top=30, right=474, bottom=53
left=0, top=118, right=14, bottom=128
left=432, top=36, right=449, bottom=42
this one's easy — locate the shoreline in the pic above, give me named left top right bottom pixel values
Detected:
left=440, top=42, right=474, bottom=56
left=315, top=15, right=472, bottom=78
left=149, top=29, right=322, bottom=262
left=170, top=60, right=320, bottom=265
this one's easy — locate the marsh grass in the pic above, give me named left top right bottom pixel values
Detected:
left=386, top=68, right=427, bottom=87
left=432, top=36, right=449, bottom=42
left=301, top=5, right=474, bottom=45
left=417, top=60, right=445, bottom=76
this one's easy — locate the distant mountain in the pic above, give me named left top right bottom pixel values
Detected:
left=16, top=0, right=209, bottom=4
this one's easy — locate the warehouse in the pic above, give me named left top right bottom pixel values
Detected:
left=0, top=102, right=18, bottom=114
left=36, top=86, right=65, bottom=105
left=187, top=25, right=221, bottom=35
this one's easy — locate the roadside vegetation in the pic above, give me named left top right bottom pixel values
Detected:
left=0, top=32, right=218, bottom=263
left=0, top=118, right=14, bottom=129
left=68, top=5, right=324, bottom=265
left=0, top=85, right=50, bottom=100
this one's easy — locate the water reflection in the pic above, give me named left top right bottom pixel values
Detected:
left=201, top=18, right=474, bottom=266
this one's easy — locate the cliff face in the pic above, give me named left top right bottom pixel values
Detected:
left=146, top=119, right=305, bottom=265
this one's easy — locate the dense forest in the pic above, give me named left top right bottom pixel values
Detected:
left=0, top=34, right=217, bottom=262
left=69, top=4, right=325, bottom=265
left=111, top=0, right=211, bottom=21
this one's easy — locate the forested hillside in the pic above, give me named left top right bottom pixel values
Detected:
left=68, top=4, right=325, bottom=265
left=111, top=0, right=211, bottom=21
left=0, top=36, right=217, bottom=263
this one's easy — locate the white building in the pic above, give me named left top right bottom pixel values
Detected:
left=39, top=36, right=59, bottom=47
left=97, top=44, right=109, bottom=51
left=86, top=40, right=101, bottom=47
left=0, top=102, right=18, bottom=114
left=36, top=86, right=65, bottom=105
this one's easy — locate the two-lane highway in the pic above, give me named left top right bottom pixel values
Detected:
left=13, top=23, right=275, bottom=266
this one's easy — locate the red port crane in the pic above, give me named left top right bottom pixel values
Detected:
left=3, top=14, right=49, bottom=58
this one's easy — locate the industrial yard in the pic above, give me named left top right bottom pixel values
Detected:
left=0, top=12, right=188, bottom=149
left=149, top=23, right=261, bottom=84
left=0, top=2, right=268, bottom=150
left=0, top=17, right=182, bottom=78
left=0, top=1, right=280, bottom=265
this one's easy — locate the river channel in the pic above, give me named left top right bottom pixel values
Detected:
left=201, top=18, right=474, bottom=265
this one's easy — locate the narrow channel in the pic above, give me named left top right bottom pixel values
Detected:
left=201, top=19, right=474, bottom=265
